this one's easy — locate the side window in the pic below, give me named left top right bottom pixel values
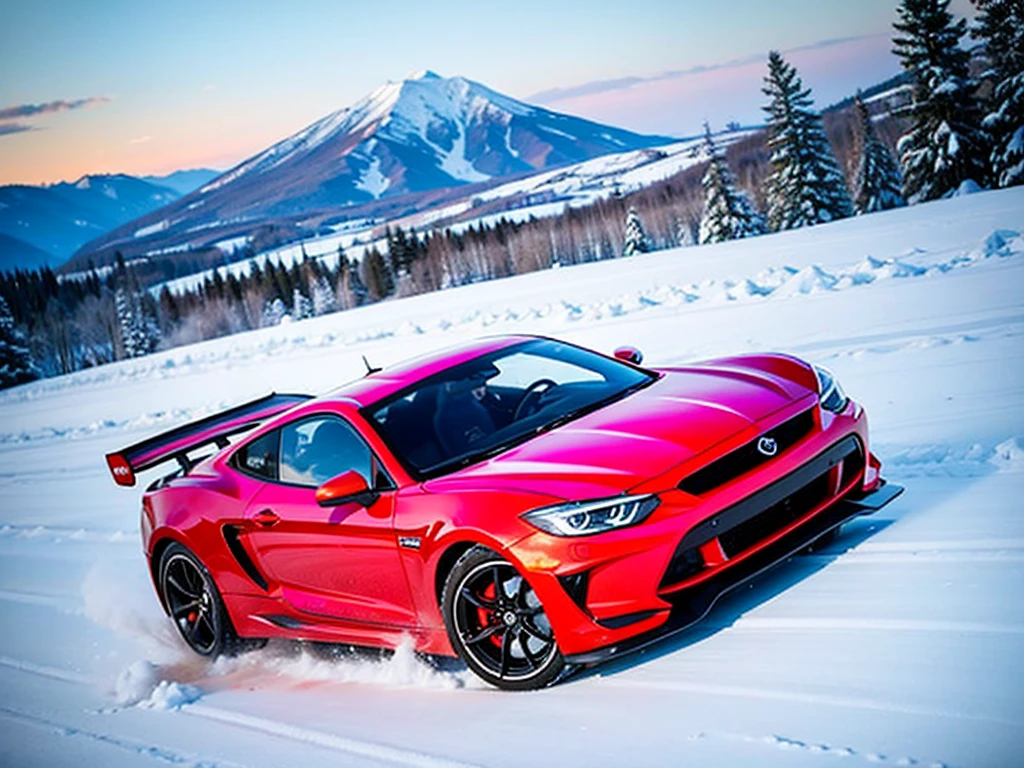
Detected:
left=279, top=415, right=373, bottom=488
left=234, top=429, right=280, bottom=481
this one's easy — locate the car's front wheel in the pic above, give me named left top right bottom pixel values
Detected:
left=158, top=542, right=263, bottom=657
left=441, top=546, right=565, bottom=690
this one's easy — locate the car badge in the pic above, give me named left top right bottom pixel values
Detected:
left=757, top=436, right=778, bottom=457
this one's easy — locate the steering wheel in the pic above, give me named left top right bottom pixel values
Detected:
left=513, top=379, right=558, bottom=421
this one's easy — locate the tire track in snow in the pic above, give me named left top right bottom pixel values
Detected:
left=182, top=705, right=482, bottom=768
left=0, top=654, right=482, bottom=768
left=691, top=730, right=951, bottom=768
left=0, top=706, right=250, bottom=768
left=0, top=588, right=79, bottom=612
left=596, top=677, right=1019, bottom=727
left=722, top=617, right=1024, bottom=635
left=0, top=654, right=94, bottom=685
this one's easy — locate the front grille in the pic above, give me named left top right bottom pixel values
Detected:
left=718, top=474, right=830, bottom=557
left=679, top=408, right=815, bottom=496
left=660, top=435, right=862, bottom=590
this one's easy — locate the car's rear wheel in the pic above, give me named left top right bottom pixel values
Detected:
left=441, top=546, right=565, bottom=690
left=159, top=542, right=263, bottom=657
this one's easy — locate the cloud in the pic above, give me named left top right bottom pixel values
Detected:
left=527, top=35, right=882, bottom=105
left=0, top=96, right=110, bottom=121
left=0, top=123, right=35, bottom=136
left=129, top=135, right=153, bottom=145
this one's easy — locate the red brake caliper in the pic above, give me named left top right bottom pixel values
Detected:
left=477, top=583, right=502, bottom=646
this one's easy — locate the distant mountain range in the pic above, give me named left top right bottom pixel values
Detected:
left=67, top=71, right=674, bottom=269
left=142, top=168, right=220, bottom=196
left=0, top=169, right=219, bottom=272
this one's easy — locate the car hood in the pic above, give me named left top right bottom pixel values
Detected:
left=424, top=363, right=810, bottom=499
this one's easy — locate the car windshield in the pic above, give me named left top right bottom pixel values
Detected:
left=365, top=338, right=656, bottom=479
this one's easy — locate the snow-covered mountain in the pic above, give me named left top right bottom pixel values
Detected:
left=142, top=168, right=221, bottom=196
left=0, top=174, right=180, bottom=271
left=198, top=70, right=671, bottom=208
left=71, top=71, right=672, bottom=266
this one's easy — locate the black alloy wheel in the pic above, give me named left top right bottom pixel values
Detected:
left=158, top=542, right=260, bottom=657
left=442, top=546, right=565, bottom=690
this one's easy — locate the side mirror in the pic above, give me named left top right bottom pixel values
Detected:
left=613, top=346, right=644, bottom=365
left=316, top=470, right=378, bottom=507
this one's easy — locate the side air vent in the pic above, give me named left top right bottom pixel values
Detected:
left=222, top=525, right=269, bottom=591
left=558, top=570, right=590, bottom=614
left=679, top=408, right=815, bottom=496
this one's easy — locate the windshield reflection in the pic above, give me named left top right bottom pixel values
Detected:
left=366, top=339, right=655, bottom=479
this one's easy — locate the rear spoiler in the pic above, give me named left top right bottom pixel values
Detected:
left=105, top=392, right=312, bottom=487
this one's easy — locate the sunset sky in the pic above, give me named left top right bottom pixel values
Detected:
left=0, top=0, right=976, bottom=186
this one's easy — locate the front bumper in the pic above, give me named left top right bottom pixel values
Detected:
left=563, top=475, right=902, bottom=664
left=507, top=400, right=903, bottom=662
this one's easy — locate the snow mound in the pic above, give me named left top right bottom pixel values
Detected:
left=115, top=660, right=202, bottom=709
left=990, top=437, right=1024, bottom=472
left=772, top=264, right=838, bottom=297
left=947, top=179, right=983, bottom=197
left=979, top=229, right=1022, bottom=259
left=882, top=437, right=1024, bottom=477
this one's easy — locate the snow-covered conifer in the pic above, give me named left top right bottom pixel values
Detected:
left=292, top=288, right=313, bottom=320
left=262, top=297, right=288, bottom=327
left=115, top=287, right=159, bottom=359
left=972, top=0, right=1024, bottom=188
left=112, top=254, right=159, bottom=359
left=852, top=95, right=906, bottom=213
left=0, top=295, right=39, bottom=389
left=677, top=218, right=695, bottom=247
left=622, top=207, right=650, bottom=256
left=762, top=51, right=854, bottom=230
left=311, top=274, right=337, bottom=316
left=698, top=125, right=766, bottom=243
left=893, top=0, right=989, bottom=201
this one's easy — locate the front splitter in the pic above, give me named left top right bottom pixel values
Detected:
left=563, top=480, right=904, bottom=665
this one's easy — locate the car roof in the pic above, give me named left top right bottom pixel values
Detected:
left=325, top=334, right=535, bottom=409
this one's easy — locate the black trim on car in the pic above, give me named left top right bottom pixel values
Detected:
left=678, top=408, right=816, bottom=496
left=565, top=441, right=903, bottom=666
left=661, top=435, right=861, bottom=589
left=222, top=525, right=269, bottom=591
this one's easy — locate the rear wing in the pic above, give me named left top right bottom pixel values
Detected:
left=105, top=392, right=312, bottom=487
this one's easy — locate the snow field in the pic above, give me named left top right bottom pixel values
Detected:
left=0, top=187, right=1022, bottom=766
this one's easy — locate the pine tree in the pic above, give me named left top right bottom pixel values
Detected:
left=0, top=294, right=39, bottom=389
left=852, top=95, right=906, bottom=213
left=698, top=125, right=767, bottom=243
left=362, top=247, right=394, bottom=301
left=292, top=288, right=312, bottom=320
left=622, top=207, right=650, bottom=256
left=311, top=273, right=337, bottom=316
left=893, top=0, right=989, bottom=201
left=972, top=0, right=1024, bottom=188
left=762, top=51, right=854, bottom=230
left=113, top=254, right=159, bottom=358
left=262, top=297, right=287, bottom=327
left=677, top=217, right=695, bottom=247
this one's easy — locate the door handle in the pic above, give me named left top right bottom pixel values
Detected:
left=253, top=509, right=280, bottom=528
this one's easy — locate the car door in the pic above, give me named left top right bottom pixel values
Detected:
left=241, top=413, right=416, bottom=628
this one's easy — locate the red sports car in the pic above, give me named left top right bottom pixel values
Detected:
left=107, top=335, right=901, bottom=690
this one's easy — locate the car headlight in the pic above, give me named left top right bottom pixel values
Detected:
left=522, top=494, right=660, bottom=537
left=813, top=364, right=848, bottom=413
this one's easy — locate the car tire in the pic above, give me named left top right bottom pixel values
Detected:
left=158, top=542, right=265, bottom=657
left=441, top=546, right=565, bottom=691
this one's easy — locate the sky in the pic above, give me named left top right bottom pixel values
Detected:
left=0, top=0, right=977, bottom=186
